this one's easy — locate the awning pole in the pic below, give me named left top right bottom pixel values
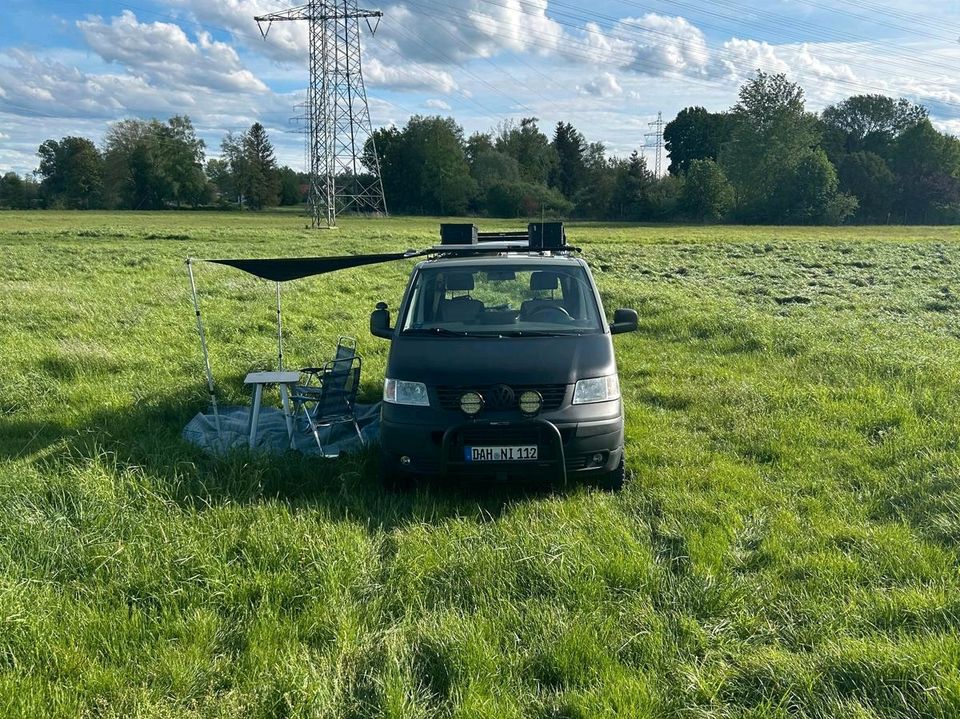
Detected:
left=276, top=282, right=284, bottom=371
left=186, top=258, right=224, bottom=449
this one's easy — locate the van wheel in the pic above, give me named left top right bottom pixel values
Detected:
left=379, top=458, right=413, bottom=493
left=597, top=455, right=625, bottom=492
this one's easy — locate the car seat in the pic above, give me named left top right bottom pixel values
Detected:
left=440, top=272, right=483, bottom=322
left=520, top=271, right=564, bottom=318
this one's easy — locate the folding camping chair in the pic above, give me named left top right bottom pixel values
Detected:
left=334, top=336, right=357, bottom=362
left=291, top=355, right=364, bottom=456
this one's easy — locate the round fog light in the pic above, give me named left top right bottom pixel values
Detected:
left=519, top=390, right=543, bottom=416
left=400, top=456, right=412, bottom=466
left=460, top=391, right=484, bottom=416
left=591, top=453, right=605, bottom=466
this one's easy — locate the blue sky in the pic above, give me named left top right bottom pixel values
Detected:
left=2, top=0, right=959, bottom=174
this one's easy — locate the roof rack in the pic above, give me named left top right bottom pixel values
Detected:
left=436, top=222, right=575, bottom=255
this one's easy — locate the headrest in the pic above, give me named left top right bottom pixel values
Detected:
left=446, top=272, right=475, bottom=291
left=530, top=271, right=559, bottom=291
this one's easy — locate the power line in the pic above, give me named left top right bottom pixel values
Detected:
left=466, top=0, right=960, bottom=110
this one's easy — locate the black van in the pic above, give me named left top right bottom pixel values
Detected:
left=370, top=224, right=638, bottom=490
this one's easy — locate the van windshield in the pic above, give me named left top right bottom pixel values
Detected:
left=400, top=264, right=604, bottom=336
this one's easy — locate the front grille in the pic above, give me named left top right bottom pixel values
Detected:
left=436, top=384, right=567, bottom=412
left=458, top=425, right=542, bottom=446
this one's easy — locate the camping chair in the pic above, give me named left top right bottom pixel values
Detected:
left=334, top=336, right=357, bottom=362
left=291, top=355, right=363, bottom=455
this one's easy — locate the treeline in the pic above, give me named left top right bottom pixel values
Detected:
left=365, top=72, right=960, bottom=224
left=3, top=71, right=959, bottom=224
left=0, top=116, right=306, bottom=210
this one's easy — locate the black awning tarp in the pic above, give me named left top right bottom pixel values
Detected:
left=207, top=251, right=422, bottom=282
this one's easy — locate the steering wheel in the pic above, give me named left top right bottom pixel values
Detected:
left=527, top=305, right=574, bottom=322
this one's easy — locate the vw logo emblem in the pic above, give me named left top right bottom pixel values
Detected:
left=489, top=384, right=515, bottom=410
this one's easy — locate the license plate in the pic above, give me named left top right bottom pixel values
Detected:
left=465, top=445, right=538, bottom=462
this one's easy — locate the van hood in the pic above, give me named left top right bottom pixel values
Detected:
left=386, top=333, right=616, bottom=386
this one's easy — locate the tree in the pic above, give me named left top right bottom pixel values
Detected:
left=681, top=159, right=733, bottom=221
left=721, top=72, right=824, bottom=222
left=611, top=151, right=654, bottom=220
left=573, top=142, right=617, bottom=219
left=664, top=107, right=734, bottom=175
left=484, top=181, right=572, bottom=218
left=495, top=118, right=558, bottom=185
left=220, top=132, right=249, bottom=206
left=102, top=116, right=207, bottom=209
left=278, top=166, right=304, bottom=206
left=241, top=123, right=280, bottom=210
left=836, top=151, right=895, bottom=222
left=36, top=136, right=104, bottom=209
left=889, top=119, right=960, bottom=223
left=159, top=115, right=207, bottom=207
left=0, top=172, right=26, bottom=209
left=470, top=150, right=520, bottom=191
left=550, top=121, right=587, bottom=200
left=465, top=132, right=494, bottom=167
left=821, top=95, right=927, bottom=160
left=777, top=148, right=856, bottom=224
left=364, top=116, right=475, bottom=214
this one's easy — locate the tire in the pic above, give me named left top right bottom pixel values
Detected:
left=597, top=455, right=625, bottom=492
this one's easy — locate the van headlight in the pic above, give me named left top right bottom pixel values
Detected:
left=383, top=378, right=430, bottom=406
left=572, top=375, right=621, bottom=404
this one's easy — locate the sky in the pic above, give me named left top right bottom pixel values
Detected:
left=1, top=0, right=959, bottom=175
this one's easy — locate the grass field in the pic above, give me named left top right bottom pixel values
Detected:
left=1, top=210, right=959, bottom=718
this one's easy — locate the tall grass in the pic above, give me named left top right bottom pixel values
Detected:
left=0, top=211, right=958, bottom=717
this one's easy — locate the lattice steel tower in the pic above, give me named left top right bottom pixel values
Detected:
left=255, top=1, right=387, bottom=228
left=644, top=111, right=664, bottom=178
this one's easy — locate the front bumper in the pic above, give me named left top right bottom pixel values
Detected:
left=380, top=403, right=624, bottom=480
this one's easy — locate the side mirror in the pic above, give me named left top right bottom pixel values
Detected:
left=370, top=302, right=393, bottom=339
left=610, top=308, right=638, bottom=335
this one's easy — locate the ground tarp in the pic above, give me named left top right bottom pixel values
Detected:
left=183, top=403, right=381, bottom=455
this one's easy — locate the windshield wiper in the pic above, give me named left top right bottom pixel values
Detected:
left=494, top=330, right=582, bottom=337
left=403, top=327, right=469, bottom=337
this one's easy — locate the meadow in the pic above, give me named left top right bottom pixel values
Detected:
left=0, top=210, right=958, bottom=718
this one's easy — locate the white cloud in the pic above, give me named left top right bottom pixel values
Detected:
left=379, top=0, right=565, bottom=64
left=425, top=98, right=452, bottom=110
left=619, top=14, right=711, bottom=77
left=936, top=118, right=960, bottom=137
left=77, top=11, right=268, bottom=94
left=167, top=0, right=309, bottom=63
left=364, top=57, right=458, bottom=93
left=579, top=73, right=623, bottom=97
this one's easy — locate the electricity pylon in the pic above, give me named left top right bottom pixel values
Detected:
left=644, top=111, right=664, bottom=178
left=255, top=1, right=387, bottom=228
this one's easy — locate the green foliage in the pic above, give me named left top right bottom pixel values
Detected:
left=722, top=72, right=821, bottom=222
left=664, top=106, right=734, bottom=176
left=0, top=171, right=40, bottom=209
left=1, top=213, right=959, bottom=717
left=36, top=136, right=104, bottom=209
left=241, top=123, right=280, bottom=210
left=550, top=121, right=588, bottom=200
left=821, top=95, right=927, bottom=160
left=15, top=76, right=960, bottom=225
left=483, top=180, right=572, bottom=217
left=495, top=117, right=558, bottom=186
left=837, top=152, right=896, bottom=223
left=469, top=149, right=520, bottom=191
left=102, top=116, right=206, bottom=210
left=278, top=166, right=304, bottom=206
left=611, top=151, right=654, bottom=220
left=889, top=120, right=960, bottom=224
left=368, top=116, right=476, bottom=215
left=681, top=159, right=733, bottom=221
